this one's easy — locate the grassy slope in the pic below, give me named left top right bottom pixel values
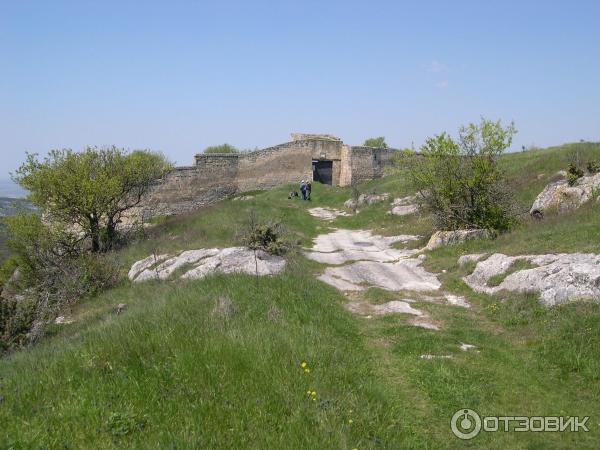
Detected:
left=1, top=143, right=600, bottom=449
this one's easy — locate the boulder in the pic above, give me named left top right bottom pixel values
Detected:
left=344, top=193, right=389, bottom=209
left=129, top=247, right=286, bottom=282
left=463, top=252, right=600, bottom=306
left=426, top=229, right=490, bottom=250
left=530, top=173, right=600, bottom=217
left=390, top=195, right=419, bottom=216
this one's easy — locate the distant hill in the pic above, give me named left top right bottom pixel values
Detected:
left=0, top=179, right=27, bottom=199
left=0, top=197, right=34, bottom=262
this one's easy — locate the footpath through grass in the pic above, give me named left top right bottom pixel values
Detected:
left=1, top=142, right=600, bottom=448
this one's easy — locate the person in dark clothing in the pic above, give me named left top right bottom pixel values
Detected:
left=300, top=180, right=307, bottom=200
left=306, top=181, right=312, bottom=200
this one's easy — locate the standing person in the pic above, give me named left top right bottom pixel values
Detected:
left=300, top=180, right=307, bottom=200
left=306, top=181, right=312, bottom=200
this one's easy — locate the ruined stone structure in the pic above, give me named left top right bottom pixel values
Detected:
left=136, top=133, right=394, bottom=219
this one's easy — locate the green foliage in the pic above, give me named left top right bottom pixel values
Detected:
left=241, top=215, right=289, bottom=255
left=14, top=147, right=171, bottom=252
left=363, top=136, right=388, bottom=148
left=0, top=213, right=119, bottom=351
left=586, top=159, right=600, bottom=174
left=203, top=143, right=239, bottom=154
left=567, top=161, right=584, bottom=186
left=409, top=118, right=518, bottom=233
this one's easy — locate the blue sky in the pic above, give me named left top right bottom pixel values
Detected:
left=1, top=0, right=599, bottom=179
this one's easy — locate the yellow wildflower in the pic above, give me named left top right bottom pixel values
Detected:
left=304, top=368, right=310, bottom=374
left=300, top=362, right=307, bottom=368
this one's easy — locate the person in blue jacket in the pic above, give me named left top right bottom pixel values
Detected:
left=300, top=180, right=307, bottom=200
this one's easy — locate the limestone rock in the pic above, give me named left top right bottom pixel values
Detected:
left=304, top=229, right=420, bottom=265
left=530, top=173, right=600, bottom=217
left=463, top=253, right=600, bottom=306
left=344, top=193, right=390, bottom=209
left=129, top=247, right=286, bottom=283
left=308, top=207, right=351, bottom=221
left=426, top=229, right=490, bottom=250
left=390, top=195, right=419, bottom=216
left=458, top=253, right=487, bottom=266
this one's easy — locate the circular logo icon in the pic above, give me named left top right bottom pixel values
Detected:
left=451, top=409, right=482, bottom=440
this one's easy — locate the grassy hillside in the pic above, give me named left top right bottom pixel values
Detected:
left=1, top=142, right=600, bottom=449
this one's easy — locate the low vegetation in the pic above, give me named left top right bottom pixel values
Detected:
left=362, top=136, right=387, bottom=148
left=203, top=143, right=240, bottom=154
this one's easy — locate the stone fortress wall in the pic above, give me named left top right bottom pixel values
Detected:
left=135, top=133, right=394, bottom=220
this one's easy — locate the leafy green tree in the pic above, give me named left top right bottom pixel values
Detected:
left=13, top=147, right=171, bottom=252
left=203, top=143, right=239, bottom=154
left=409, top=118, right=518, bottom=233
left=363, top=137, right=388, bottom=148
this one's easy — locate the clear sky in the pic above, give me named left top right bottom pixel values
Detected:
left=1, top=0, right=599, bottom=178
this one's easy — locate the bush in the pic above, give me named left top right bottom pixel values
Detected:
left=240, top=213, right=290, bottom=256
left=567, top=161, right=584, bottom=186
left=203, top=144, right=239, bottom=154
left=409, top=118, right=518, bottom=233
left=0, top=214, right=119, bottom=351
left=586, top=160, right=600, bottom=174
left=363, top=137, right=387, bottom=148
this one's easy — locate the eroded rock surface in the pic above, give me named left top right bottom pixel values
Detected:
left=390, top=195, right=419, bottom=216
left=463, top=253, right=600, bottom=305
left=426, top=229, right=490, bottom=250
left=129, top=247, right=286, bottom=282
left=344, top=193, right=389, bottom=209
left=304, top=229, right=419, bottom=265
left=530, top=173, right=600, bottom=216
left=318, top=260, right=441, bottom=292
left=308, top=207, right=351, bottom=220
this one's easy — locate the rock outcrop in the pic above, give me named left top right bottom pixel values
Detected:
left=426, top=229, right=490, bottom=250
left=530, top=173, right=600, bottom=217
left=463, top=252, right=600, bottom=305
left=390, top=196, right=419, bottom=216
left=129, top=247, right=286, bottom=282
left=344, top=193, right=389, bottom=209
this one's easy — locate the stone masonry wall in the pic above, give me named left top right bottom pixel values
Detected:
left=134, top=137, right=392, bottom=219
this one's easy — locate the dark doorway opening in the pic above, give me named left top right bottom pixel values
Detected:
left=312, top=160, right=333, bottom=185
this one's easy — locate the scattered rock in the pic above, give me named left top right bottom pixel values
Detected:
left=116, top=303, right=127, bottom=315
left=444, top=294, right=471, bottom=308
left=420, top=354, right=453, bottom=360
left=458, top=253, right=487, bottom=266
left=426, top=229, right=490, bottom=250
left=409, top=317, right=440, bottom=330
left=346, top=300, right=424, bottom=317
left=390, top=196, right=419, bottom=216
left=54, top=316, right=74, bottom=325
left=128, top=253, right=171, bottom=281
left=530, top=173, right=600, bottom=217
left=459, top=343, right=477, bottom=352
left=308, top=207, right=351, bottom=220
left=344, top=193, right=389, bottom=209
left=463, top=253, right=600, bottom=306
left=129, top=247, right=286, bottom=282
left=232, top=195, right=254, bottom=201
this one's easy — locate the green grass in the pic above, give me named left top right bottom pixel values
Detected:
left=1, top=142, right=600, bottom=448
left=486, top=259, right=539, bottom=287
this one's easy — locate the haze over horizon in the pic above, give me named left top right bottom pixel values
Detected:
left=1, top=0, right=599, bottom=179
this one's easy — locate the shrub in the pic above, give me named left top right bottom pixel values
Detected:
left=363, top=137, right=388, bottom=148
left=409, top=118, right=518, bottom=233
left=586, top=160, right=600, bottom=174
left=567, top=161, right=584, bottom=186
left=203, top=144, right=239, bottom=154
left=0, top=214, right=120, bottom=351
